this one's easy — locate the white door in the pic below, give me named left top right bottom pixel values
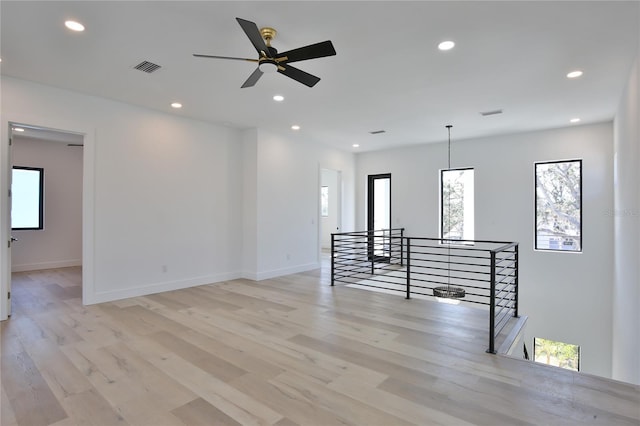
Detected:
left=320, top=168, right=342, bottom=249
left=6, top=127, right=14, bottom=317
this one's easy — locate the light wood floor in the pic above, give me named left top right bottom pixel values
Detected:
left=2, top=265, right=639, bottom=426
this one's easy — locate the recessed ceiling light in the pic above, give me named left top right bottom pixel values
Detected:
left=65, top=20, right=85, bottom=32
left=570, top=118, right=581, bottom=123
left=273, top=95, right=284, bottom=102
left=438, top=41, right=455, bottom=51
left=291, top=125, right=300, bottom=130
left=171, top=102, right=183, bottom=109
left=352, top=144, right=360, bottom=148
left=567, top=70, right=583, bottom=79
left=13, top=127, right=25, bottom=132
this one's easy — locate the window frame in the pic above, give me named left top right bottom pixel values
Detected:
left=11, top=166, right=45, bottom=231
left=367, top=173, right=392, bottom=262
left=534, top=159, right=582, bottom=253
left=440, top=167, right=475, bottom=242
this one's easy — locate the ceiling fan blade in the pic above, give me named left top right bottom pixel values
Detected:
left=277, top=64, right=321, bottom=88
left=236, top=17, right=269, bottom=57
left=241, top=67, right=264, bottom=88
left=193, top=54, right=258, bottom=63
left=275, top=40, right=336, bottom=64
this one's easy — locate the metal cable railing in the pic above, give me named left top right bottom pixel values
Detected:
left=331, top=230, right=518, bottom=354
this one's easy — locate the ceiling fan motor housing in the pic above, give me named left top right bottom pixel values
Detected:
left=259, top=58, right=278, bottom=73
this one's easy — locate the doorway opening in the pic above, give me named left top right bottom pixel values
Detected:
left=7, top=124, right=84, bottom=317
left=320, top=168, right=342, bottom=260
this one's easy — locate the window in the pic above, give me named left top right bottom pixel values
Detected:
left=440, top=168, right=474, bottom=241
left=321, top=186, right=329, bottom=217
left=535, top=160, right=582, bottom=252
left=368, top=174, right=391, bottom=260
left=11, top=166, right=44, bottom=230
left=534, top=337, right=580, bottom=371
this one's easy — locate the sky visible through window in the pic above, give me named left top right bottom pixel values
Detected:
left=12, top=167, right=44, bottom=230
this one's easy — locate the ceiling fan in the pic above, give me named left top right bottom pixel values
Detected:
left=194, top=18, right=336, bottom=88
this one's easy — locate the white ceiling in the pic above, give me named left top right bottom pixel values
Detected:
left=11, top=124, right=84, bottom=145
left=1, top=1, right=638, bottom=152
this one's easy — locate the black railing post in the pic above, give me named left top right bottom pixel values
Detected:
left=406, top=237, right=411, bottom=299
left=514, top=244, right=519, bottom=317
left=331, top=233, right=335, bottom=286
left=371, top=230, right=375, bottom=275
left=487, top=250, right=497, bottom=354
left=400, top=228, right=404, bottom=266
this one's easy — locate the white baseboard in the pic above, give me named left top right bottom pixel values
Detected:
left=241, top=271, right=259, bottom=281
left=86, top=271, right=242, bottom=305
left=12, top=259, right=82, bottom=272
left=251, top=262, right=320, bottom=281
left=84, top=262, right=321, bottom=305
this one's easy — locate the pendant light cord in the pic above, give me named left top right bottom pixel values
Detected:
left=446, top=125, right=452, bottom=292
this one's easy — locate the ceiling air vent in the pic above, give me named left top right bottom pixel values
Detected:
left=133, top=60, right=162, bottom=73
left=480, top=109, right=503, bottom=117
left=369, top=130, right=386, bottom=135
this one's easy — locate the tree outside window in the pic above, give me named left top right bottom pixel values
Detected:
left=321, top=186, right=329, bottom=217
left=441, top=168, right=474, bottom=241
left=534, top=337, right=580, bottom=371
left=535, top=160, right=582, bottom=252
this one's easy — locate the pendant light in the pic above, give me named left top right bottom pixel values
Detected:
left=433, top=125, right=466, bottom=303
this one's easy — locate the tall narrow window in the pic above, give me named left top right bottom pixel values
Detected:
left=321, top=186, right=329, bottom=217
left=11, top=166, right=44, bottom=230
left=535, top=160, right=582, bottom=252
left=440, top=168, right=474, bottom=241
left=367, top=174, right=391, bottom=261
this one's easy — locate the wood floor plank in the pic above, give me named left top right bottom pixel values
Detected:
left=273, top=370, right=415, bottom=426
left=2, top=264, right=639, bottom=426
left=163, top=307, right=343, bottom=385
left=23, top=338, right=93, bottom=400
left=43, top=283, right=81, bottom=301
left=32, top=315, right=84, bottom=347
left=148, top=330, right=247, bottom=383
left=171, top=327, right=286, bottom=381
left=99, top=340, right=196, bottom=408
left=1, top=350, right=68, bottom=426
left=141, top=351, right=284, bottom=426
left=229, top=373, right=355, bottom=426
left=379, top=376, right=536, bottom=426
left=59, top=388, right=127, bottom=426
left=118, top=393, right=188, bottom=426
left=56, top=309, right=134, bottom=348
left=273, top=417, right=299, bottom=426
left=171, top=397, right=242, bottom=426
left=328, top=371, right=476, bottom=426
left=1, top=381, right=19, bottom=426
left=151, top=286, right=243, bottom=311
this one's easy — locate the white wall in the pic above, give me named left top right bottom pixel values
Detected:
left=613, top=57, right=640, bottom=385
left=1, top=76, right=244, bottom=308
left=0, top=77, right=356, bottom=316
left=249, top=128, right=355, bottom=280
left=241, top=128, right=258, bottom=279
left=321, top=168, right=340, bottom=249
left=11, top=136, right=83, bottom=271
left=355, top=122, right=614, bottom=379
